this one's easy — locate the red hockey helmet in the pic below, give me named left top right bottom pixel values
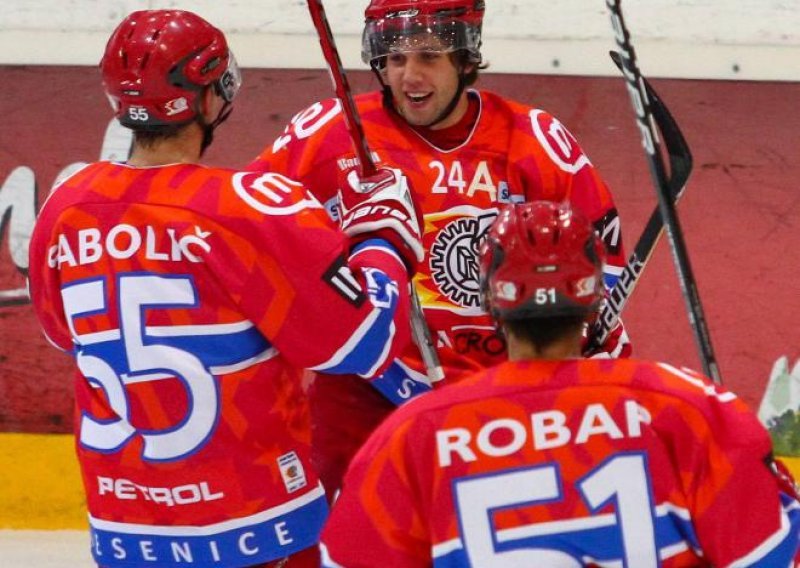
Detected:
left=479, top=201, right=606, bottom=321
left=362, top=0, right=484, bottom=65
left=100, top=10, right=241, bottom=129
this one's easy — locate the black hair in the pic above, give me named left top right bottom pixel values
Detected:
left=452, top=50, right=488, bottom=86
left=129, top=85, right=230, bottom=156
left=131, top=123, right=188, bottom=149
left=503, top=315, right=587, bottom=352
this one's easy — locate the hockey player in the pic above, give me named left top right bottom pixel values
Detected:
left=27, top=10, right=423, bottom=568
left=248, top=0, right=631, bottom=496
left=321, top=201, right=800, bottom=567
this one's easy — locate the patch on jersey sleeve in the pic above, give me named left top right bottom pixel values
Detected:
left=277, top=451, right=308, bottom=494
left=530, top=110, right=592, bottom=174
left=323, top=255, right=367, bottom=307
left=232, top=171, right=322, bottom=216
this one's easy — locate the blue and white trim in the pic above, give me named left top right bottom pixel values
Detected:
left=89, top=485, right=327, bottom=567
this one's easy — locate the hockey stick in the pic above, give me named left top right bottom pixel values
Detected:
left=606, top=0, right=722, bottom=384
left=589, top=51, right=692, bottom=347
left=306, top=0, right=445, bottom=383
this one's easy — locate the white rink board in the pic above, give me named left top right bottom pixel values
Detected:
left=0, top=0, right=798, bottom=80
left=0, top=531, right=94, bottom=568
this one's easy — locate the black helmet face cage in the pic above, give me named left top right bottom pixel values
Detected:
left=362, top=15, right=481, bottom=67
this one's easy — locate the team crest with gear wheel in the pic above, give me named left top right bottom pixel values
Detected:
left=428, top=208, right=497, bottom=310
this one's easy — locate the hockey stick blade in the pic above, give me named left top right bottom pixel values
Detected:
left=609, top=51, right=692, bottom=194
left=606, top=0, right=722, bottom=384
left=590, top=51, right=693, bottom=347
left=306, top=0, right=444, bottom=383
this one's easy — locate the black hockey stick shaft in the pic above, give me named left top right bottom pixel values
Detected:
left=306, top=0, right=445, bottom=383
left=606, top=0, right=722, bottom=384
left=590, top=51, right=692, bottom=346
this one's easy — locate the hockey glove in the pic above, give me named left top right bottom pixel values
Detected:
left=339, top=167, right=424, bottom=273
left=582, top=317, right=633, bottom=359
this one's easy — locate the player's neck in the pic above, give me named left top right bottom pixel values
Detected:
left=429, top=90, right=471, bottom=131
left=411, top=92, right=479, bottom=150
left=506, top=333, right=583, bottom=361
left=127, top=126, right=203, bottom=167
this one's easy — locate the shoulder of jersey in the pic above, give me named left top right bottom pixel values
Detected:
left=287, top=96, right=359, bottom=150
left=575, top=358, right=740, bottom=412
left=354, top=90, right=384, bottom=111
left=475, top=89, right=563, bottom=132
left=43, top=161, right=241, bottom=212
left=382, top=364, right=510, bottom=424
left=644, top=361, right=738, bottom=403
left=40, top=161, right=118, bottom=212
left=476, top=89, right=535, bottom=117
left=277, top=92, right=396, bottom=163
left=385, top=359, right=741, bottom=435
left=482, top=93, right=593, bottom=174
left=229, top=170, right=322, bottom=217
left=470, top=89, right=542, bottom=146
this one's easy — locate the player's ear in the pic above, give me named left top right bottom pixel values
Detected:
left=199, top=86, right=223, bottom=123
left=450, top=51, right=475, bottom=77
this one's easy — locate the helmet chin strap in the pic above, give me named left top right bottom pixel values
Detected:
left=198, top=101, right=233, bottom=156
left=423, top=74, right=467, bottom=128
left=374, top=62, right=468, bottom=129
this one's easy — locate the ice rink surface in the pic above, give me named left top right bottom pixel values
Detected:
left=0, top=531, right=94, bottom=567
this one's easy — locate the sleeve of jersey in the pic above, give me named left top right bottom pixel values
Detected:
left=571, top=168, right=626, bottom=292
left=26, top=199, right=74, bottom=352
left=232, top=180, right=411, bottom=378
left=245, top=98, right=344, bottom=210
left=667, top=374, right=800, bottom=566
left=321, top=413, right=430, bottom=568
left=521, top=109, right=626, bottom=292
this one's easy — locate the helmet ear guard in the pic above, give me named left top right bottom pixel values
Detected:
left=479, top=201, right=607, bottom=323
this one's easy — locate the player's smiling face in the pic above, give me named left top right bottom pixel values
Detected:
left=383, top=35, right=468, bottom=130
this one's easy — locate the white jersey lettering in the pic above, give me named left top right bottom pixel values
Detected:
left=436, top=401, right=650, bottom=467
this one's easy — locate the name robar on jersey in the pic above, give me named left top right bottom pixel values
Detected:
left=322, top=359, right=800, bottom=567
left=249, top=89, right=626, bottom=380
left=27, top=161, right=411, bottom=568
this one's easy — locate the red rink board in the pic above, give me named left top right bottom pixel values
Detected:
left=1, top=65, right=799, bottom=433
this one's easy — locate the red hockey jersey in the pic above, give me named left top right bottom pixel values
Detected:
left=249, top=90, right=626, bottom=382
left=322, top=359, right=800, bottom=567
left=27, top=161, right=411, bottom=567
